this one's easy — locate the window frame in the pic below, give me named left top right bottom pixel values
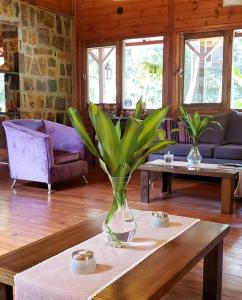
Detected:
left=84, top=34, right=166, bottom=113
left=122, top=36, right=165, bottom=110
left=179, top=31, right=231, bottom=111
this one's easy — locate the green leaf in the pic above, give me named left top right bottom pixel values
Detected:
left=135, top=98, right=142, bottom=119
left=138, top=106, right=169, bottom=148
left=146, top=140, right=175, bottom=155
left=67, top=107, right=99, bottom=158
left=88, top=102, right=98, bottom=129
left=115, top=119, right=121, bottom=140
left=120, top=117, right=143, bottom=164
left=95, top=110, right=120, bottom=175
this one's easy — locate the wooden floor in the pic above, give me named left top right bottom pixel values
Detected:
left=0, top=163, right=242, bottom=299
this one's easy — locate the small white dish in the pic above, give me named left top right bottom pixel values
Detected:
left=69, top=249, right=96, bottom=275
left=150, top=212, right=169, bottom=228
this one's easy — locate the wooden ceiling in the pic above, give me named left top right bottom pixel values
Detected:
left=21, top=0, right=74, bottom=16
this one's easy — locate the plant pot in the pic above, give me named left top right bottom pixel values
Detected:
left=187, top=145, right=202, bottom=166
left=102, top=177, right=137, bottom=248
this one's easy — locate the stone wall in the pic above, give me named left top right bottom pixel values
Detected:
left=0, top=0, right=73, bottom=123
left=2, top=24, right=20, bottom=112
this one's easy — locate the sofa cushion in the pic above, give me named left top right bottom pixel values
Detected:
left=214, top=144, right=242, bottom=160
left=225, top=110, right=242, bottom=144
left=160, top=143, right=219, bottom=158
left=54, top=150, right=80, bottom=165
left=199, top=113, right=229, bottom=144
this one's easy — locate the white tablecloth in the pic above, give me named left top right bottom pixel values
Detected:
left=15, top=212, right=199, bottom=300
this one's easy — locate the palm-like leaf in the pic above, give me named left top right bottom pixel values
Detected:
left=179, top=105, right=221, bottom=145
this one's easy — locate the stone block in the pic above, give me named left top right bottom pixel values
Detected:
left=55, top=97, right=66, bottom=110
left=47, top=112, right=55, bottom=122
left=29, top=7, right=36, bottom=29
left=60, top=64, right=65, bottom=76
left=30, top=58, right=40, bottom=76
left=48, top=69, right=57, bottom=78
left=48, top=80, right=57, bottom=92
left=28, top=30, right=38, bottom=45
left=59, top=78, right=71, bottom=94
left=38, top=57, right=47, bottom=76
left=27, top=94, right=35, bottom=108
left=46, top=96, right=54, bottom=109
left=19, top=53, right=25, bottom=73
left=52, top=36, right=64, bottom=51
left=34, top=111, right=42, bottom=119
left=14, top=2, right=20, bottom=18
left=20, top=3, right=28, bottom=26
left=24, top=78, right=34, bottom=91
left=36, top=95, right=44, bottom=109
left=37, top=10, right=55, bottom=28
left=56, top=15, right=62, bottom=34
left=21, top=111, right=32, bottom=119
left=48, top=57, right=56, bottom=67
left=22, top=29, right=27, bottom=43
left=36, top=79, right=46, bottom=92
left=64, top=17, right=71, bottom=36
left=38, top=28, right=50, bottom=45
left=66, top=64, right=72, bottom=76
left=65, top=39, right=71, bottom=52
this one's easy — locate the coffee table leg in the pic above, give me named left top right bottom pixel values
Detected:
left=0, top=283, right=13, bottom=300
left=141, top=170, right=150, bottom=203
left=203, top=240, right=223, bottom=300
left=221, top=177, right=234, bottom=214
left=162, top=172, right=172, bottom=193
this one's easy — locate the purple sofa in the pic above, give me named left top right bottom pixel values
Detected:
left=149, top=110, right=242, bottom=164
left=3, top=119, right=88, bottom=193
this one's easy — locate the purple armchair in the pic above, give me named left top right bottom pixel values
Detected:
left=3, top=119, right=88, bottom=194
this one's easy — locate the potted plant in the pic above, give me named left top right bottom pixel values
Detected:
left=179, top=105, right=221, bottom=166
left=68, top=100, right=174, bottom=247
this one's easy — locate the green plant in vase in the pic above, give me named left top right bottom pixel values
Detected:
left=68, top=100, right=175, bottom=247
left=179, top=105, right=221, bottom=166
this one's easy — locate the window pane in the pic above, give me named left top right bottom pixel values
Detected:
left=231, top=30, right=242, bottom=109
left=183, top=36, right=224, bottom=104
left=87, top=46, right=116, bottom=104
left=123, top=36, right=163, bottom=109
left=0, top=55, right=5, bottom=112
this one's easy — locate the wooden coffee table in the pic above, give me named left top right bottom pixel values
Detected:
left=0, top=215, right=229, bottom=300
left=139, top=160, right=239, bottom=214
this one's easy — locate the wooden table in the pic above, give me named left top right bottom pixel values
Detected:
left=139, top=161, right=239, bottom=214
left=0, top=215, right=229, bottom=300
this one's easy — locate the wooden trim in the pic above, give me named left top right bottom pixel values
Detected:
left=179, top=31, right=228, bottom=110
left=124, top=40, right=164, bottom=47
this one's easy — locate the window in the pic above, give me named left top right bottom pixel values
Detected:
left=0, top=51, right=5, bottom=112
left=183, top=34, right=224, bottom=105
left=123, top=36, right=164, bottom=109
left=231, top=30, right=242, bottom=109
left=87, top=45, right=116, bottom=104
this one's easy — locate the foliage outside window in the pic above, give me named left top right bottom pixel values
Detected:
left=123, top=36, right=163, bottom=109
left=0, top=53, right=5, bottom=112
left=183, top=35, right=224, bottom=105
left=231, top=30, right=242, bottom=109
left=87, top=46, right=116, bottom=104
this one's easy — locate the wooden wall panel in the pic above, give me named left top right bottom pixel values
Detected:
left=75, top=0, right=242, bottom=115
left=76, top=0, right=168, bottom=41
left=175, top=0, right=242, bottom=32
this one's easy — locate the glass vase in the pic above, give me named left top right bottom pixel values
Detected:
left=102, top=177, right=137, bottom=248
left=187, top=144, right=202, bottom=166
